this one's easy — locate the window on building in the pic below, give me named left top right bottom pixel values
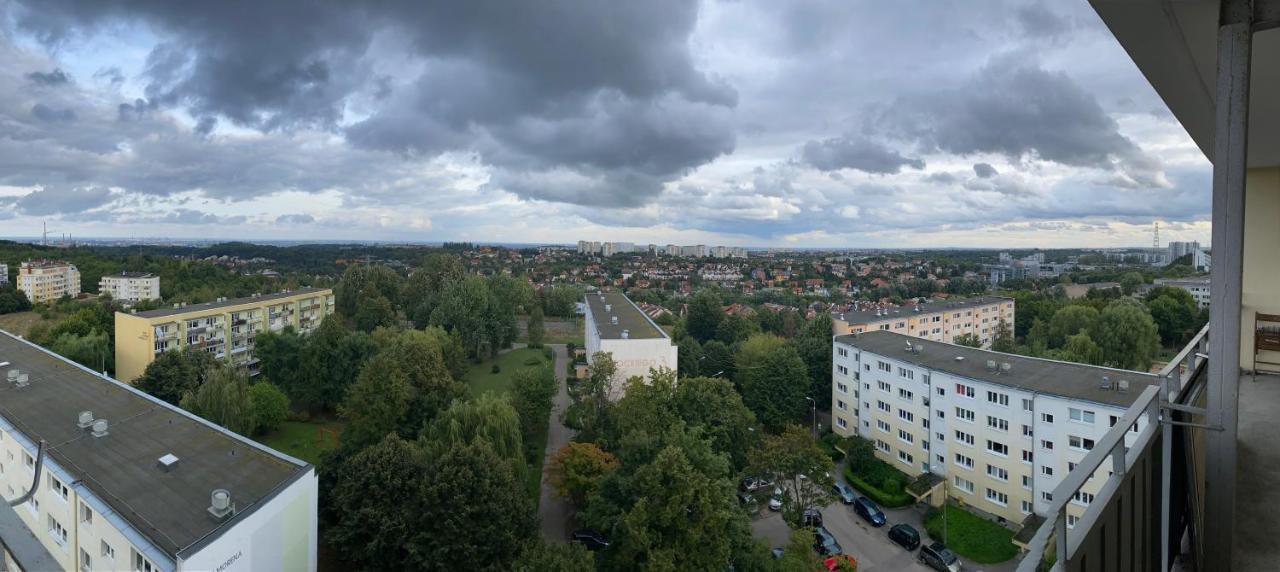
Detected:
left=955, top=407, right=975, bottom=422
left=986, top=464, right=1009, bottom=481
left=898, top=410, right=914, bottom=423
left=1041, top=413, right=1054, bottom=423
left=936, top=432, right=945, bottom=442
left=955, top=383, right=975, bottom=398
left=877, top=401, right=891, bottom=413
left=47, top=515, right=67, bottom=546
left=1041, top=439, right=1054, bottom=450
left=898, top=450, right=914, bottom=465
left=954, top=453, right=974, bottom=469
left=898, top=429, right=914, bottom=444
left=837, top=365, right=848, bottom=375
left=985, top=488, right=1008, bottom=506
left=837, top=418, right=847, bottom=429
left=1022, top=450, right=1034, bottom=464
left=1042, top=492, right=1053, bottom=502
left=80, top=502, right=93, bottom=526
left=1073, top=491, right=1095, bottom=506
left=80, top=548, right=92, bottom=572
left=1068, top=436, right=1096, bottom=451
left=1022, top=398, right=1034, bottom=411
left=986, top=440, right=1009, bottom=456
left=24, top=452, right=33, bottom=469
left=1067, top=514, right=1079, bottom=528
left=987, top=416, right=1009, bottom=432
left=1041, top=466, right=1054, bottom=477
left=1021, top=500, right=1034, bottom=514
left=133, top=549, right=158, bottom=572
left=875, top=439, right=891, bottom=453
left=954, top=476, right=974, bottom=493
left=1022, top=475, right=1032, bottom=489
left=987, top=391, right=1009, bottom=406
left=878, top=381, right=892, bottom=392
left=1022, top=424, right=1033, bottom=438
left=898, top=388, right=914, bottom=401
left=954, top=430, right=975, bottom=446
left=1069, top=408, right=1096, bottom=424
left=837, top=382, right=849, bottom=393
left=49, top=475, right=69, bottom=501
left=877, top=420, right=891, bottom=432
left=878, top=361, right=891, bottom=372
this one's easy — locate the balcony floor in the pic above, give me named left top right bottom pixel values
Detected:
left=1235, top=373, right=1280, bottom=571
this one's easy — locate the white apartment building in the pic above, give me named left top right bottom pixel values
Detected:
left=583, top=291, right=677, bottom=398
left=0, top=329, right=318, bottom=572
left=16, top=260, right=81, bottom=304
left=1154, top=277, right=1212, bottom=309
left=0, top=263, right=8, bottom=286
left=98, top=272, right=161, bottom=303
left=831, top=296, right=1014, bottom=349
left=832, top=331, right=1157, bottom=525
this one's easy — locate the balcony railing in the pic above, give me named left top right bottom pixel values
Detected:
left=1017, top=324, right=1209, bottom=572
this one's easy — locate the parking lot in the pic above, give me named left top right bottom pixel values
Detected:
left=748, top=488, right=1021, bottom=572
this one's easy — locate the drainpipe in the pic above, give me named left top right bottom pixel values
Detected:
left=6, top=441, right=45, bottom=507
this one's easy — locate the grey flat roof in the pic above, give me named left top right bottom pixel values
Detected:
left=0, top=330, right=307, bottom=558
left=132, top=287, right=329, bottom=319
left=835, top=330, right=1160, bottom=408
left=832, top=296, right=1013, bottom=325
left=102, top=272, right=156, bottom=279
left=586, top=292, right=665, bottom=340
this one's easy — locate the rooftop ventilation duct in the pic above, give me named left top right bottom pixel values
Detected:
left=954, top=356, right=965, bottom=362
left=91, top=419, right=108, bottom=438
left=1117, top=379, right=1130, bottom=393
left=209, top=489, right=235, bottom=520
left=15, top=373, right=29, bottom=388
left=1099, top=376, right=1112, bottom=390
left=157, top=454, right=180, bottom=473
left=621, top=330, right=630, bottom=339
left=605, top=304, right=612, bottom=312
left=77, top=411, right=94, bottom=429
left=986, top=360, right=997, bottom=371
left=610, top=316, right=619, bottom=325
left=1000, top=362, right=1012, bottom=373
left=6, top=369, right=18, bottom=383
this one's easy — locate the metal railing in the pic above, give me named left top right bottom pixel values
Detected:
left=1017, top=324, right=1209, bottom=572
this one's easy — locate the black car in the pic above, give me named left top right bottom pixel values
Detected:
left=919, top=542, right=961, bottom=572
left=832, top=481, right=856, bottom=504
left=888, top=523, right=921, bottom=550
left=812, top=525, right=843, bottom=556
left=852, top=496, right=887, bottom=527
left=801, top=507, right=823, bottom=528
left=571, top=529, right=610, bottom=551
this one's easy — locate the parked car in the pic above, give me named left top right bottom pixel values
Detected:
left=852, top=496, right=887, bottom=527
left=919, top=542, right=961, bottom=572
left=812, top=526, right=843, bottom=556
left=770, top=548, right=786, bottom=559
left=888, top=523, right=921, bottom=550
left=571, top=529, right=610, bottom=551
left=823, top=554, right=858, bottom=571
left=832, top=482, right=856, bottom=504
left=801, top=507, right=823, bottom=528
left=740, top=475, right=774, bottom=492
left=768, top=488, right=784, bottom=511
left=737, top=491, right=761, bottom=515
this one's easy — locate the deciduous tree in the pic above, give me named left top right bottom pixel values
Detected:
left=749, top=425, right=835, bottom=527
left=548, top=441, right=619, bottom=504
left=181, top=366, right=256, bottom=436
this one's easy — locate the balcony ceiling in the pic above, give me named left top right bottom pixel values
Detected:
left=1091, top=0, right=1280, bottom=167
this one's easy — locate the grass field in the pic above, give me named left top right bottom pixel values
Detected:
left=463, top=347, right=549, bottom=395
left=259, top=419, right=345, bottom=466
left=924, top=504, right=1019, bottom=563
left=0, top=311, right=49, bottom=337
left=517, top=316, right=583, bottom=345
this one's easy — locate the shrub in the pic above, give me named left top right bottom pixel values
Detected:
left=844, top=463, right=913, bottom=508
left=250, top=382, right=291, bottom=434
left=524, top=357, right=543, bottom=366
left=491, top=364, right=501, bottom=374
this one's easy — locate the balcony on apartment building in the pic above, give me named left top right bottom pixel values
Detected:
left=1018, top=1, right=1280, bottom=571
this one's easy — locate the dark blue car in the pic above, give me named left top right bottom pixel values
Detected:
left=853, top=496, right=887, bottom=527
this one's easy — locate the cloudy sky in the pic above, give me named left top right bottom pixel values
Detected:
left=0, top=0, right=1211, bottom=247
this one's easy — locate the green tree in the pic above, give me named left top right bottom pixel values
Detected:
left=677, top=336, right=703, bottom=377
left=686, top=289, right=725, bottom=342
left=1056, top=330, right=1104, bottom=365
left=181, top=367, right=256, bottom=436
left=749, top=425, right=835, bottom=527
left=249, top=382, right=290, bottom=434
left=431, top=275, right=494, bottom=358
left=135, top=348, right=218, bottom=405
left=1047, top=305, right=1100, bottom=349
left=354, top=291, right=396, bottom=332
left=1147, top=294, right=1198, bottom=346
left=326, top=434, right=433, bottom=570
left=844, top=435, right=877, bottom=472
left=565, top=352, right=616, bottom=441
left=736, top=336, right=810, bottom=432
left=716, top=313, right=760, bottom=345
left=701, top=339, right=735, bottom=379
left=991, top=318, right=1016, bottom=353
left=511, top=365, right=557, bottom=462
left=253, top=327, right=304, bottom=396
left=297, top=318, right=377, bottom=410
left=775, top=529, right=826, bottom=571
left=0, top=287, right=32, bottom=314
left=527, top=306, right=545, bottom=348
left=48, top=329, right=111, bottom=373
left=1120, top=271, right=1146, bottom=295
left=953, top=333, right=982, bottom=347
left=421, top=393, right=527, bottom=482
left=1090, top=299, right=1160, bottom=370
left=542, top=285, right=582, bottom=318
left=794, top=315, right=834, bottom=410
left=548, top=441, right=620, bottom=505
left=514, top=540, right=595, bottom=572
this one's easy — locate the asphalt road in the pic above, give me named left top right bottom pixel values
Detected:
left=537, top=344, right=577, bottom=542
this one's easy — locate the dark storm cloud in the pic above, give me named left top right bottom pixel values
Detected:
left=25, top=68, right=70, bottom=86
left=800, top=135, right=925, bottom=174
left=15, top=0, right=737, bottom=207
left=30, top=102, right=76, bottom=122
left=1015, top=3, right=1071, bottom=39
left=14, top=186, right=112, bottom=215
left=973, top=163, right=998, bottom=178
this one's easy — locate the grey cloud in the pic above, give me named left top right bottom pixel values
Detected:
left=155, top=209, right=247, bottom=225
left=93, top=66, right=124, bottom=86
left=276, top=213, right=315, bottom=224
left=924, top=172, right=960, bottom=185
left=25, top=68, right=70, bottom=86
left=14, top=186, right=112, bottom=215
left=973, top=162, right=998, bottom=178
left=1015, top=3, right=1070, bottom=39
left=31, top=103, right=76, bottom=122
left=879, top=54, right=1169, bottom=188
left=800, top=135, right=924, bottom=174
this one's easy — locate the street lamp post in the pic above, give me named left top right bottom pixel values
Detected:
left=804, top=396, right=817, bottom=437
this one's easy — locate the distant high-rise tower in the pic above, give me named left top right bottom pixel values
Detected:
left=1152, top=221, right=1161, bottom=263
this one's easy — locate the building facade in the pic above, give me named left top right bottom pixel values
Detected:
left=16, top=260, right=80, bottom=304
left=831, top=296, right=1014, bottom=349
left=1154, top=277, right=1211, bottom=309
left=0, top=263, right=8, bottom=286
left=583, top=291, right=677, bottom=398
left=113, top=288, right=334, bottom=382
left=831, top=331, right=1156, bottom=525
left=98, top=273, right=161, bottom=303
left=0, top=330, right=317, bottom=572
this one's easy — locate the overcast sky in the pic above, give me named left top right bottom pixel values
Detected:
left=0, top=0, right=1211, bottom=247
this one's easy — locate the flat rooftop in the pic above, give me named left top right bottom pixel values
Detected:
left=131, top=287, right=329, bottom=319
left=585, top=291, right=665, bottom=340
left=836, top=330, right=1160, bottom=408
left=102, top=272, right=156, bottom=279
left=0, top=330, right=307, bottom=558
left=832, top=295, right=1012, bottom=325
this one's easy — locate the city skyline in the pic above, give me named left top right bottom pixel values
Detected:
left=1, top=1, right=1210, bottom=247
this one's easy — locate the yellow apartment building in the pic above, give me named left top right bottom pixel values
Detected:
left=114, top=288, right=334, bottom=382
left=17, top=260, right=81, bottom=304
left=831, top=296, right=1015, bottom=349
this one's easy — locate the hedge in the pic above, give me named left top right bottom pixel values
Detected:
left=844, top=463, right=914, bottom=508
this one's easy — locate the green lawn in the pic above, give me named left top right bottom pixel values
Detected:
left=463, top=348, right=550, bottom=395
left=259, top=420, right=344, bottom=466
left=924, top=505, right=1020, bottom=564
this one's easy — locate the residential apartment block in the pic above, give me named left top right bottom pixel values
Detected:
left=831, top=331, right=1156, bottom=525
left=583, top=291, right=677, bottom=398
left=114, top=288, right=334, bottom=382
left=0, top=329, right=317, bottom=572
left=98, top=272, right=161, bottom=303
left=16, top=260, right=81, bottom=304
left=831, top=296, right=1014, bottom=349
left=1153, top=277, right=1211, bottom=309
left=0, top=263, right=8, bottom=286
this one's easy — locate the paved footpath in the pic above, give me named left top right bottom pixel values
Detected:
left=537, top=344, right=577, bottom=542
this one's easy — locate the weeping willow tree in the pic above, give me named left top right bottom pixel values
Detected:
left=180, top=366, right=256, bottom=436
left=420, top=393, right=526, bottom=484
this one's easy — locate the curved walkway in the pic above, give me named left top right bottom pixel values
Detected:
left=537, top=344, right=577, bottom=542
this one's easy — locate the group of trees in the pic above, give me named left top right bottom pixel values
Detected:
left=23, top=298, right=117, bottom=374
left=135, top=348, right=292, bottom=436
left=0, top=285, right=31, bottom=314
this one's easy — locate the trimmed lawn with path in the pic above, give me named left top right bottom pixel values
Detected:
left=259, top=419, right=344, bottom=466
left=463, top=347, right=554, bottom=500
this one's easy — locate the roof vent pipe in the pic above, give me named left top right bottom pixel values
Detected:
left=621, top=330, right=630, bottom=339
left=208, top=489, right=235, bottom=520
left=77, top=411, right=95, bottom=429
left=91, top=419, right=109, bottom=438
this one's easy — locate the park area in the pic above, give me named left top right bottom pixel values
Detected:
left=924, top=504, right=1020, bottom=564
left=463, top=346, right=557, bottom=499
left=258, top=418, right=345, bottom=466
